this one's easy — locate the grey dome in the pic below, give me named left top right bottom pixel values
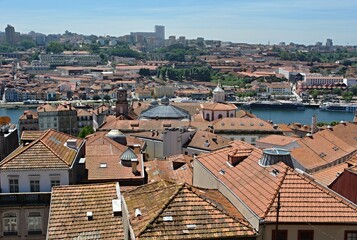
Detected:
left=213, top=84, right=224, bottom=93
left=106, top=129, right=127, bottom=146
left=106, top=129, right=125, bottom=138
left=120, top=148, right=137, bottom=167
left=150, top=100, right=159, bottom=106
left=139, top=104, right=190, bottom=120
left=161, top=96, right=170, bottom=106
left=259, top=148, right=293, bottom=168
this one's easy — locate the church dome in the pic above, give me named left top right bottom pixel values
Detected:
left=213, top=84, right=224, bottom=93
left=161, top=96, right=170, bottom=106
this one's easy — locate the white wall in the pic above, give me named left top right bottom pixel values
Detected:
left=0, top=169, right=69, bottom=193
left=203, top=110, right=235, bottom=121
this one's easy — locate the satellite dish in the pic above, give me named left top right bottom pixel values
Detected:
left=0, top=116, right=11, bottom=125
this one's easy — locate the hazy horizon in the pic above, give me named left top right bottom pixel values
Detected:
left=1, top=0, right=357, bottom=45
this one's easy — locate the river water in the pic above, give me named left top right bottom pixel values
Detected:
left=0, top=107, right=354, bottom=126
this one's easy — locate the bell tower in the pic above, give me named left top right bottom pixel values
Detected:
left=115, top=87, right=129, bottom=117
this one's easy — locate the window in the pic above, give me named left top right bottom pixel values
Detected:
left=28, top=212, right=42, bottom=235
left=252, top=137, right=256, bottom=143
left=30, top=180, right=40, bottom=192
left=272, top=230, right=288, bottom=240
left=218, top=114, right=223, bottom=119
left=51, top=179, right=60, bottom=188
left=346, top=231, right=357, bottom=240
left=50, top=175, right=61, bottom=188
left=3, top=212, right=17, bottom=236
left=298, top=230, right=314, bottom=240
left=9, top=178, right=19, bottom=193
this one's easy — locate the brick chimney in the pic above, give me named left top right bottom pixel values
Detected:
left=131, top=158, right=138, bottom=174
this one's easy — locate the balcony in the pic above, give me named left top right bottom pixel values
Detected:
left=0, top=192, right=51, bottom=206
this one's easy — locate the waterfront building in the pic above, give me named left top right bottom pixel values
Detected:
left=200, top=82, right=237, bottom=121
left=18, top=110, right=39, bottom=136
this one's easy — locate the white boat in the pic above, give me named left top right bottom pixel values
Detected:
left=320, top=102, right=357, bottom=112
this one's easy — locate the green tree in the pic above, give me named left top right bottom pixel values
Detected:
left=103, top=95, right=111, bottom=101
left=349, top=85, right=357, bottom=96
left=18, top=40, right=36, bottom=50
left=46, top=41, right=64, bottom=54
left=92, top=95, right=101, bottom=100
left=77, top=126, right=94, bottom=138
left=139, top=68, right=151, bottom=76
left=342, top=91, right=353, bottom=102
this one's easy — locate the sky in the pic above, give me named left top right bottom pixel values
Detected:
left=1, top=0, right=357, bottom=45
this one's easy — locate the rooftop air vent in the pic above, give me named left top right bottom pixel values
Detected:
left=306, top=133, right=313, bottom=138
left=87, top=211, right=93, bottom=221
left=259, top=148, right=293, bottom=168
left=112, top=199, right=122, bottom=216
left=135, top=208, right=142, bottom=218
left=163, top=216, right=173, bottom=222
left=66, top=139, right=77, bottom=149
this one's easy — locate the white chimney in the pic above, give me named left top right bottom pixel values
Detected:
left=86, top=211, right=93, bottom=221
left=112, top=199, right=122, bottom=216
left=66, top=139, right=77, bottom=149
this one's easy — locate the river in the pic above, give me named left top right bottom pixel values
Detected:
left=0, top=106, right=354, bottom=126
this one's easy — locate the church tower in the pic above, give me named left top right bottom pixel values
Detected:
left=212, top=82, right=225, bottom=103
left=115, top=87, right=129, bottom=117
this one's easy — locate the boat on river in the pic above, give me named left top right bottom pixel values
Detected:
left=320, top=102, right=357, bottom=112
left=243, top=100, right=305, bottom=111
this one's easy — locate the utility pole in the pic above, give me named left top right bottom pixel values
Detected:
left=275, top=191, right=281, bottom=240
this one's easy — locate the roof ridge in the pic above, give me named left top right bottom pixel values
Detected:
left=124, top=180, right=175, bottom=194
left=137, top=183, right=184, bottom=237
left=263, top=166, right=289, bottom=219
left=0, top=129, right=51, bottom=167
left=191, top=186, right=255, bottom=231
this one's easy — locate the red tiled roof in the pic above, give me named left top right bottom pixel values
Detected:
left=47, top=182, right=124, bottom=239
left=196, top=141, right=357, bottom=223
left=123, top=181, right=256, bottom=239
left=201, top=102, right=237, bottom=111
left=85, top=132, right=144, bottom=181
left=1, top=129, right=84, bottom=170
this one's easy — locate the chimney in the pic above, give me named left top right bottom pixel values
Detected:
left=112, top=199, right=122, bottom=217
left=228, top=149, right=252, bottom=166
left=86, top=211, right=93, bottom=221
left=131, top=158, right=138, bottom=174
left=311, top=114, right=318, bottom=134
left=133, top=144, right=141, bottom=154
left=66, top=139, right=77, bottom=149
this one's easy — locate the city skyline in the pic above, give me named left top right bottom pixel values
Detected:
left=1, top=0, right=357, bottom=45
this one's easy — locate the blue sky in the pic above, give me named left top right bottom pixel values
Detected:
left=1, top=0, right=357, bottom=45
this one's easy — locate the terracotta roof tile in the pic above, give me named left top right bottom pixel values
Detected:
left=196, top=141, right=357, bottom=223
left=201, top=102, right=237, bottom=111
left=47, top=182, right=124, bottom=239
left=1, top=129, right=84, bottom=170
left=85, top=132, right=144, bottom=181
left=20, top=130, right=46, bottom=142
left=146, top=155, right=193, bottom=185
left=123, top=181, right=256, bottom=239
